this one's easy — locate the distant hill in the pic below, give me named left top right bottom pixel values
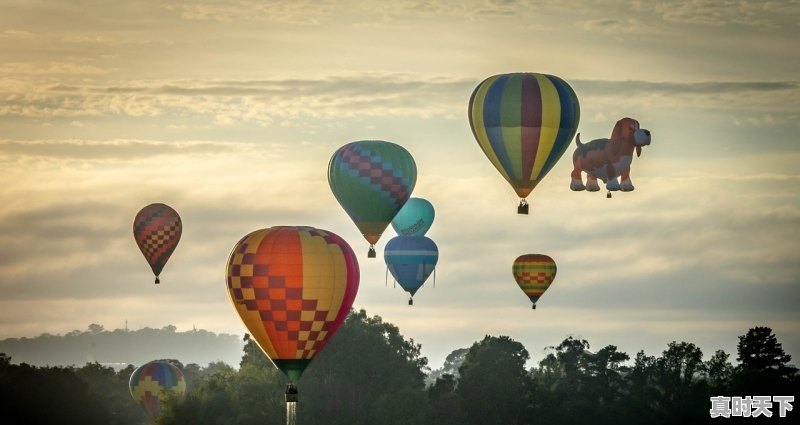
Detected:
left=0, top=324, right=245, bottom=368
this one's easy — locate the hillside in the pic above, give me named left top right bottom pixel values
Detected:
left=0, top=324, right=244, bottom=368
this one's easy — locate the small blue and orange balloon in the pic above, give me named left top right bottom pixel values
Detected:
left=469, top=73, right=580, bottom=213
left=129, top=360, right=186, bottom=420
left=384, top=235, right=438, bottom=305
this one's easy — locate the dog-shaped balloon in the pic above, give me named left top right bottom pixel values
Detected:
left=569, top=117, right=651, bottom=193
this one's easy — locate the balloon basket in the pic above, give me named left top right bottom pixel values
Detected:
left=408, top=297, right=413, bottom=306
left=154, top=276, right=160, bottom=284
left=368, top=245, right=376, bottom=258
left=285, top=383, right=298, bottom=403
left=517, top=200, right=529, bottom=215
left=606, top=191, right=612, bottom=199
left=531, top=304, right=537, bottom=310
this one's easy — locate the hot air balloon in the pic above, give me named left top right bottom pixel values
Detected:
left=226, top=226, right=359, bottom=399
left=512, top=254, right=556, bottom=309
left=384, top=235, right=438, bottom=305
left=328, top=140, right=417, bottom=257
left=468, top=73, right=580, bottom=214
left=391, top=197, right=435, bottom=237
left=133, top=203, right=182, bottom=284
left=129, top=360, right=186, bottom=421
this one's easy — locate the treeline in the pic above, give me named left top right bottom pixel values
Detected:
left=0, top=323, right=243, bottom=367
left=1, top=310, right=798, bottom=424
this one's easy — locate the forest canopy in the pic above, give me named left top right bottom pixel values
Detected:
left=0, top=312, right=797, bottom=425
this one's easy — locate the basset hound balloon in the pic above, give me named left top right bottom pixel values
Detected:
left=569, top=117, right=651, bottom=197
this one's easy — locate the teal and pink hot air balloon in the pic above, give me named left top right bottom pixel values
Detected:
left=469, top=72, right=580, bottom=214
left=328, top=140, right=417, bottom=257
left=391, top=197, right=434, bottom=237
left=384, top=235, right=438, bottom=305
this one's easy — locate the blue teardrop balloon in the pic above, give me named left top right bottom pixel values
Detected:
left=391, top=197, right=434, bottom=236
left=384, top=235, right=438, bottom=297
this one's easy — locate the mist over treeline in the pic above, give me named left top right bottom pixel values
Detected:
left=1, top=310, right=798, bottom=425
left=0, top=323, right=243, bottom=368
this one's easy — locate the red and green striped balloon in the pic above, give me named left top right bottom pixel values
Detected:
left=512, top=254, right=557, bottom=309
left=469, top=73, right=580, bottom=201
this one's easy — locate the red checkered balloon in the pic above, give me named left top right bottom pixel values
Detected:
left=133, top=203, right=182, bottom=284
left=226, top=226, right=359, bottom=381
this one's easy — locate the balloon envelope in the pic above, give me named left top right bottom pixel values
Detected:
left=129, top=360, right=186, bottom=420
left=391, top=197, right=435, bottom=237
left=226, top=226, right=360, bottom=381
left=328, top=140, right=417, bottom=252
left=133, top=203, right=182, bottom=283
left=512, top=254, right=556, bottom=307
left=385, top=235, right=438, bottom=298
left=469, top=73, right=580, bottom=199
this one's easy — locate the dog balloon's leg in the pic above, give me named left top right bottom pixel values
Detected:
left=620, top=169, right=634, bottom=191
left=570, top=168, right=586, bottom=191
left=585, top=176, right=600, bottom=192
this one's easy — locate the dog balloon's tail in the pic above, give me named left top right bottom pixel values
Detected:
left=575, top=133, right=583, bottom=147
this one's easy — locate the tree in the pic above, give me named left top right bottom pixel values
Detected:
left=298, top=309, right=428, bottom=425
left=427, top=347, right=468, bottom=385
left=584, top=345, right=629, bottom=398
left=427, top=373, right=461, bottom=425
left=735, top=326, right=797, bottom=393
left=457, top=335, right=529, bottom=425
left=527, top=337, right=630, bottom=425
left=0, top=362, right=115, bottom=425
left=737, top=326, right=792, bottom=370
left=88, top=324, right=105, bottom=335
left=654, top=341, right=707, bottom=425
left=625, top=350, right=659, bottom=424
left=706, top=349, right=734, bottom=392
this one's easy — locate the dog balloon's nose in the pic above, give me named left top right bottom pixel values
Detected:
left=644, top=129, right=651, bottom=136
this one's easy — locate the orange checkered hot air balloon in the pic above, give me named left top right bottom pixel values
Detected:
left=133, top=203, right=182, bottom=284
left=512, top=254, right=556, bottom=309
left=225, top=226, right=360, bottom=387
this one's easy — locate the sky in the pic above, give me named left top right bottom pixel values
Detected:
left=0, top=0, right=798, bottom=370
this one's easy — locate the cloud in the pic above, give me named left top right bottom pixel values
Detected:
left=0, top=62, right=106, bottom=76
left=0, top=75, right=474, bottom=123
left=652, top=0, right=800, bottom=28
left=0, top=76, right=796, bottom=128
left=161, top=0, right=336, bottom=24
left=0, top=139, right=263, bottom=160
left=573, top=80, right=798, bottom=96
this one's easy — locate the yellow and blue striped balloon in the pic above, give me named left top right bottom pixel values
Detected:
left=469, top=73, right=580, bottom=200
